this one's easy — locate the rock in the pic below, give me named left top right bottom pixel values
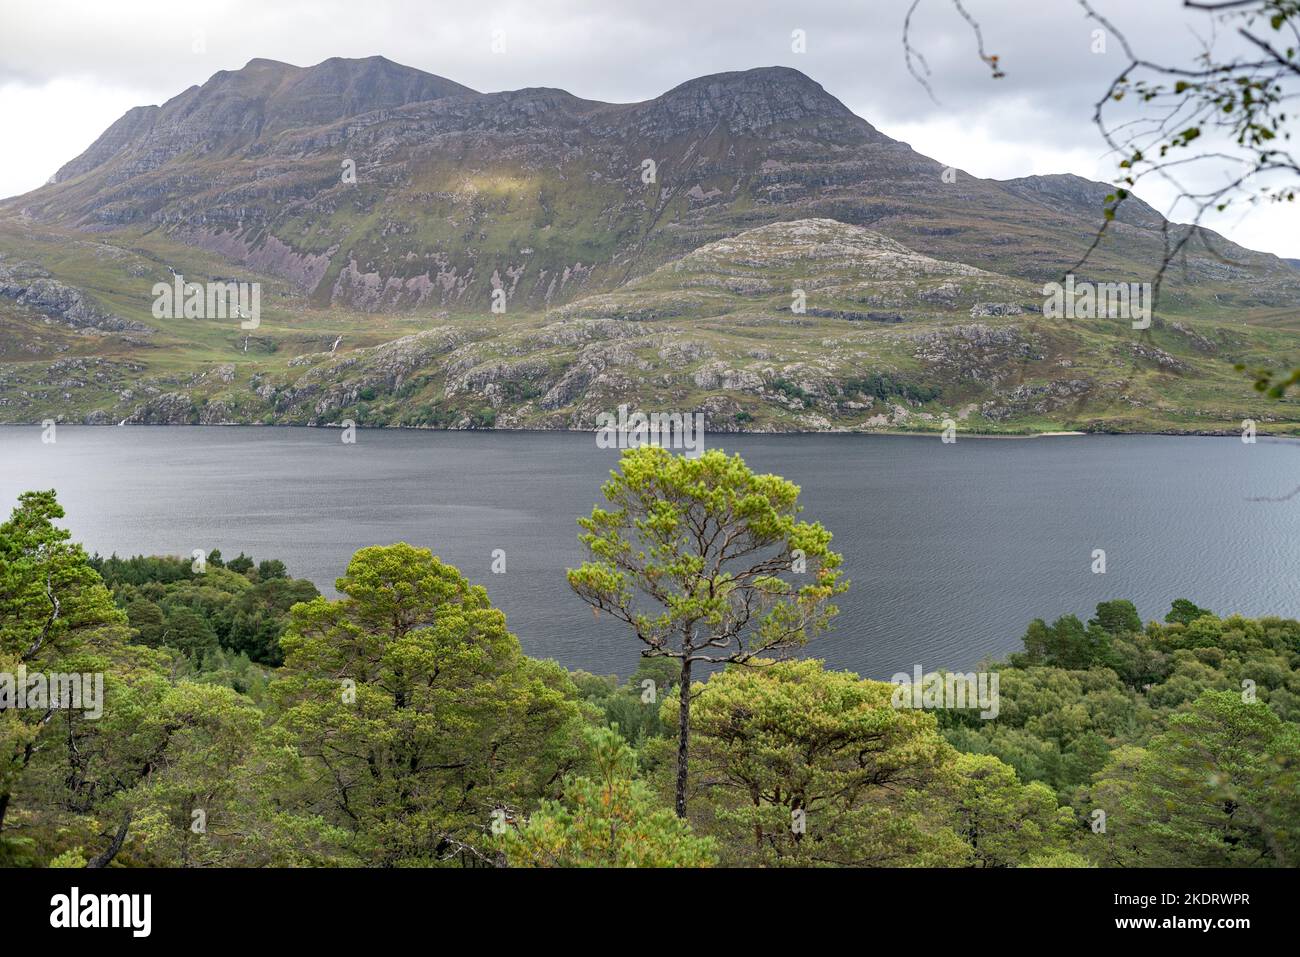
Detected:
left=969, top=302, right=1024, bottom=318
left=981, top=379, right=1094, bottom=421
left=1129, top=342, right=1190, bottom=372
left=691, top=361, right=763, bottom=391
left=913, top=324, right=1043, bottom=384
left=0, top=260, right=151, bottom=334
left=126, top=392, right=197, bottom=424
left=918, top=281, right=961, bottom=307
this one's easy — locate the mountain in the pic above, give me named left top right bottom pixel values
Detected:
left=13, top=57, right=1298, bottom=310
left=0, top=57, right=1297, bottom=434
left=52, top=56, right=476, bottom=184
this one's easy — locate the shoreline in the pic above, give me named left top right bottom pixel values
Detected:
left=2, top=422, right=1294, bottom=440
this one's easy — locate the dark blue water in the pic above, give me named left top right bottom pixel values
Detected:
left=2, top=426, right=1297, bottom=680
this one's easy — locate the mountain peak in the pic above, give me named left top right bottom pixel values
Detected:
left=52, top=55, right=475, bottom=184
left=240, top=57, right=298, bottom=71
left=1000, top=173, right=1164, bottom=229
left=664, top=65, right=833, bottom=92
left=635, top=65, right=866, bottom=136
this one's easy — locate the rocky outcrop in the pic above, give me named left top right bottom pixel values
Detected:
left=691, top=361, right=764, bottom=392
left=912, top=324, right=1043, bottom=384
left=271, top=327, right=474, bottom=420
left=969, top=302, right=1025, bottom=318
left=124, top=392, right=198, bottom=424
left=0, top=259, right=151, bottom=333
left=1168, top=322, right=1217, bottom=353
left=981, top=379, right=1095, bottom=421
left=1130, top=342, right=1190, bottom=372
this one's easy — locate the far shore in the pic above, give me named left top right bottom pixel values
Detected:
left=2, top=423, right=1295, bottom=440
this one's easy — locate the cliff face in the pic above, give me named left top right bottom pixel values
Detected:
left=11, top=57, right=1298, bottom=315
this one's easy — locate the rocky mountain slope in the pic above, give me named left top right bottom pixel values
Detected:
left=10, top=57, right=1298, bottom=312
left=0, top=57, right=1297, bottom=434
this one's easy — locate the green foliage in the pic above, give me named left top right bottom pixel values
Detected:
left=770, top=378, right=812, bottom=403
left=257, top=559, right=288, bottom=581
left=571, top=657, right=676, bottom=748
left=497, top=726, right=715, bottom=867
left=568, top=445, right=846, bottom=816
left=162, top=605, right=220, bottom=666
left=5, top=484, right=1299, bottom=870
left=1014, top=614, right=1113, bottom=671
left=1090, top=599, right=1142, bottom=636
left=92, top=554, right=194, bottom=587
left=932, top=752, right=1075, bottom=868
left=270, top=543, right=586, bottom=866
left=126, top=681, right=344, bottom=867
left=222, top=576, right=320, bottom=665
left=467, top=408, right=497, bottom=428
left=0, top=490, right=131, bottom=850
left=666, top=659, right=966, bottom=866
left=569, top=447, right=845, bottom=661
left=658, top=659, right=1076, bottom=867
left=1020, top=848, right=1096, bottom=868
left=1166, top=597, right=1212, bottom=626
left=839, top=373, right=940, bottom=404
left=1083, top=691, right=1300, bottom=867
left=2, top=491, right=127, bottom=663
left=941, top=597, right=1300, bottom=865
left=98, top=551, right=318, bottom=667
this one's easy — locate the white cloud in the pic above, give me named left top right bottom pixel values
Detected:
left=0, top=78, right=149, bottom=197
left=878, top=105, right=1112, bottom=183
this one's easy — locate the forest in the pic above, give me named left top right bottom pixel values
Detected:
left=0, top=447, right=1296, bottom=868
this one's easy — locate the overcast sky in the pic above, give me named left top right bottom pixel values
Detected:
left=1, top=0, right=1295, bottom=257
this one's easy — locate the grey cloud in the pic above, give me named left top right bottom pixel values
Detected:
left=1, top=0, right=1292, bottom=253
left=0, top=0, right=1242, bottom=121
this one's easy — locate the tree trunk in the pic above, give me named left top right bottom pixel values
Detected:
left=0, top=791, right=10, bottom=834
left=674, top=657, right=692, bottom=818
left=86, top=811, right=132, bottom=868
